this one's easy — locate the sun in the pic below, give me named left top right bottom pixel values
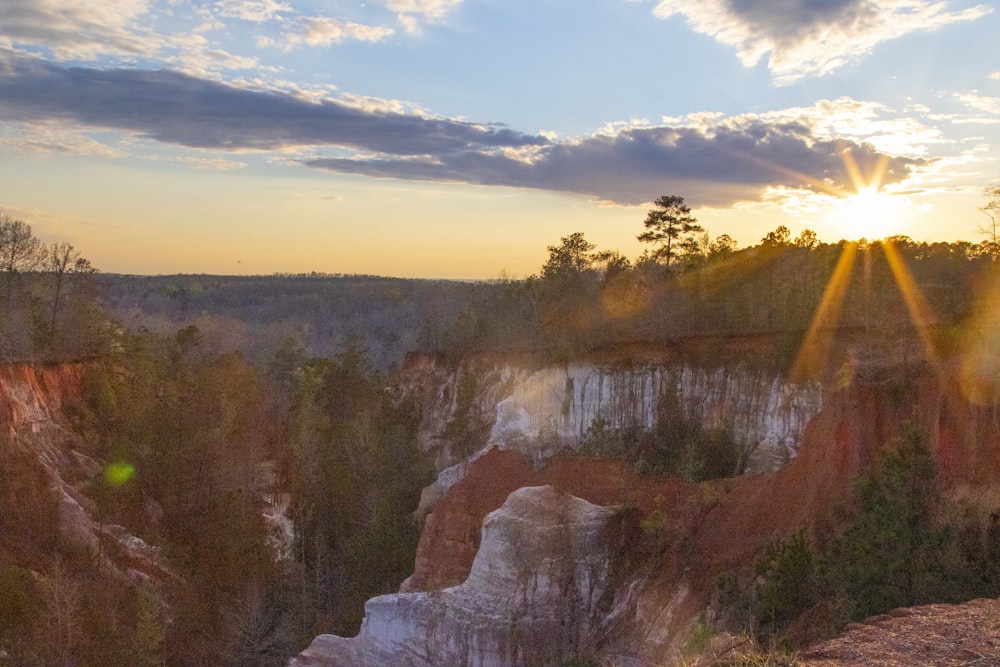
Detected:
left=825, top=185, right=908, bottom=241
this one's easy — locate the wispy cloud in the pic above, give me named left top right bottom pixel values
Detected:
left=385, top=0, right=464, bottom=33
left=215, top=0, right=292, bottom=23
left=272, top=17, right=395, bottom=49
left=955, top=92, right=1000, bottom=117
left=0, top=0, right=157, bottom=60
left=0, top=120, right=125, bottom=157
left=174, top=156, right=247, bottom=170
left=651, top=0, right=992, bottom=83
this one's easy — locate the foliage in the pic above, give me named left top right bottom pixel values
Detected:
left=979, top=183, right=1000, bottom=261
left=636, top=389, right=742, bottom=481
left=681, top=634, right=799, bottom=667
left=287, top=341, right=434, bottom=636
left=754, top=532, right=818, bottom=635
left=637, top=194, right=705, bottom=269
left=717, top=423, right=1000, bottom=649
left=825, top=423, right=948, bottom=620
left=444, top=368, right=489, bottom=460
left=54, top=325, right=437, bottom=663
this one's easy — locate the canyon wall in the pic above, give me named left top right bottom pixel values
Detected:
left=405, top=357, right=823, bottom=472
left=0, top=361, right=167, bottom=582
left=403, top=356, right=824, bottom=515
left=293, top=362, right=1000, bottom=666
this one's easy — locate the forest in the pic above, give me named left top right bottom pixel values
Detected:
left=1, top=187, right=1000, bottom=665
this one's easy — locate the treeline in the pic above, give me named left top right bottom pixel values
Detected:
left=89, top=193, right=1000, bottom=376
left=96, top=273, right=479, bottom=369
left=430, top=212, right=998, bottom=372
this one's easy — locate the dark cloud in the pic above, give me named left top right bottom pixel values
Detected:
left=307, top=123, right=926, bottom=206
left=0, top=55, right=926, bottom=207
left=652, top=0, right=988, bottom=82
left=0, top=56, right=547, bottom=155
left=725, top=0, right=867, bottom=32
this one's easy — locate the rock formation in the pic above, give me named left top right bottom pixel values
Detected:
left=290, top=485, right=621, bottom=667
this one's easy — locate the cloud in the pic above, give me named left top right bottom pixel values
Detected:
left=955, top=92, right=1000, bottom=117
left=651, top=0, right=992, bottom=83
left=174, top=156, right=247, bottom=170
left=307, top=118, right=927, bottom=206
left=0, top=0, right=157, bottom=60
left=0, top=0, right=265, bottom=77
left=0, top=120, right=124, bottom=157
left=215, top=0, right=291, bottom=23
left=750, top=97, right=946, bottom=156
left=0, top=56, right=927, bottom=208
left=281, top=17, right=395, bottom=48
left=0, top=56, right=547, bottom=156
left=385, top=0, right=464, bottom=32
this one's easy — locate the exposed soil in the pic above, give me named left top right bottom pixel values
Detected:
left=800, top=598, right=1000, bottom=666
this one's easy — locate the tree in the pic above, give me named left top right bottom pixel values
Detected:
left=760, top=225, right=791, bottom=247
left=708, top=234, right=738, bottom=259
left=42, top=242, right=98, bottom=351
left=542, top=232, right=597, bottom=279
left=828, top=424, right=946, bottom=620
left=637, top=195, right=704, bottom=269
left=794, top=229, right=819, bottom=250
left=978, top=184, right=1000, bottom=261
left=0, top=214, right=41, bottom=315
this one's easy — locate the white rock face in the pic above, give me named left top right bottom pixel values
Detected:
left=413, top=362, right=823, bottom=513
left=488, top=364, right=821, bottom=472
left=289, top=486, right=616, bottom=667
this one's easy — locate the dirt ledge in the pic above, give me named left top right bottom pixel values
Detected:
left=800, top=598, right=1000, bottom=666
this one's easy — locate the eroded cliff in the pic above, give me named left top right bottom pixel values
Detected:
left=404, top=356, right=824, bottom=516
left=293, top=361, right=1000, bottom=666
left=0, top=361, right=167, bottom=581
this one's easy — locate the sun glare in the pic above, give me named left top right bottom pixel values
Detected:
left=826, top=186, right=907, bottom=241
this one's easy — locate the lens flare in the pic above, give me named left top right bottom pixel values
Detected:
left=790, top=242, right=859, bottom=382
left=105, top=461, right=136, bottom=487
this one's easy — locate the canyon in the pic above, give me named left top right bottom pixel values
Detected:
left=292, top=355, right=1000, bottom=665
left=4, top=352, right=999, bottom=666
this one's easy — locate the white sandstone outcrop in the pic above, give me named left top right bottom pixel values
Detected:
left=487, top=363, right=821, bottom=471
left=289, top=485, right=616, bottom=666
left=411, top=361, right=824, bottom=514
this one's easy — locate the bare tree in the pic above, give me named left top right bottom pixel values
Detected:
left=44, top=241, right=96, bottom=343
left=0, top=214, right=41, bottom=313
left=979, top=184, right=1000, bottom=261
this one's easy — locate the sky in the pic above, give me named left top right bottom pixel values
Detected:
left=0, top=0, right=997, bottom=278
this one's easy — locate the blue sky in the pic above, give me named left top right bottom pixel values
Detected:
left=0, top=0, right=997, bottom=277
